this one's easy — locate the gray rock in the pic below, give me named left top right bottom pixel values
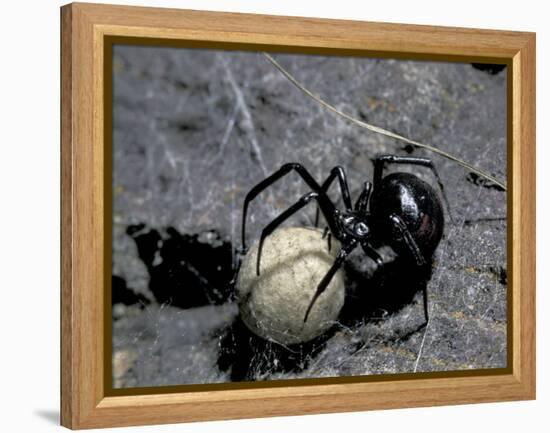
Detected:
left=111, top=45, right=507, bottom=387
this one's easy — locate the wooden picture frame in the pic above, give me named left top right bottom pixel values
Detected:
left=60, top=2, right=535, bottom=429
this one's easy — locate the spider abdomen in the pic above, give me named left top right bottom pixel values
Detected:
left=371, top=172, right=444, bottom=259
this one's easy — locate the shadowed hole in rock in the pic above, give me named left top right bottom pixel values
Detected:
left=471, top=63, right=506, bottom=75
left=217, top=318, right=336, bottom=382
left=112, top=275, right=151, bottom=307
left=402, top=144, right=415, bottom=154
left=464, top=217, right=506, bottom=226
left=341, top=256, right=433, bottom=326
left=466, top=172, right=506, bottom=191
left=126, top=224, right=235, bottom=309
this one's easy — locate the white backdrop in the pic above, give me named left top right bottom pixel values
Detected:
left=0, top=0, right=545, bottom=431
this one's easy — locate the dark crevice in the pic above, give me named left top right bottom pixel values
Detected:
left=471, top=63, right=506, bottom=75
left=466, top=172, right=506, bottom=191
left=126, top=224, right=235, bottom=309
left=112, top=275, right=150, bottom=307
left=173, top=79, right=188, bottom=89
left=464, top=217, right=506, bottom=226
left=493, top=266, right=508, bottom=285
left=217, top=318, right=335, bottom=382
left=341, top=255, right=433, bottom=325
left=402, top=144, right=415, bottom=154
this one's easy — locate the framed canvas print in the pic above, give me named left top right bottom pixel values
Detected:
left=60, top=2, right=535, bottom=429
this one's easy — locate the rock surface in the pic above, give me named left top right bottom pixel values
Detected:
left=111, top=45, right=507, bottom=387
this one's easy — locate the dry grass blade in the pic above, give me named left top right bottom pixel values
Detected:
left=263, top=53, right=506, bottom=191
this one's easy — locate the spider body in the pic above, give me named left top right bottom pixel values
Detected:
left=337, top=211, right=371, bottom=240
left=370, top=172, right=444, bottom=262
left=241, top=155, right=451, bottom=325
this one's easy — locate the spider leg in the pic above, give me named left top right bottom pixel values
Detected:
left=361, top=242, right=383, bottom=267
left=314, top=166, right=353, bottom=227
left=422, top=285, right=429, bottom=326
left=389, top=214, right=427, bottom=267
left=389, top=213, right=431, bottom=323
left=303, top=241, right=358, bottom=323
left=373, top=155, right=454, bottom=224
left=256, top=192, right=323, bottom=275
left=241, top=163, right=336, bottom=251
left=354, top=181, right=373, bottom=212
left=321, top=226, right=332, bottom=252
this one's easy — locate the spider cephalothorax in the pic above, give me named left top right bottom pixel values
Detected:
left=241, top=155, right=451, bottom=324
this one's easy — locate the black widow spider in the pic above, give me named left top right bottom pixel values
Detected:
left=241, top=155, right=452, bottom=325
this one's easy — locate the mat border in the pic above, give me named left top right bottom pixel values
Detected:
left=61, top=2, right=535, bottom=429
